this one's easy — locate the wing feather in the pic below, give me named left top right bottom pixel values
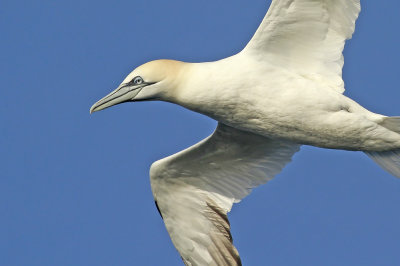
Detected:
left=242, top=0, right=361, bottom=93
left=150, top=124, right=300, bottom=265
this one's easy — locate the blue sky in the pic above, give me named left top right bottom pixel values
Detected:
left=1, top=0, right=400, bottom=265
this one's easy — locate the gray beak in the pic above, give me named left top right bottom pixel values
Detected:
left=90, top=83, right=142, bottom=114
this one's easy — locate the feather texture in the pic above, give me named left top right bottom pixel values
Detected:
left=150, top=124, right=299, bottom=265
left=243, top=0, right=361, bottom=93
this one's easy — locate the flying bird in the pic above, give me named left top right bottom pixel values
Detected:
left=90, top=0, right=400, bottom=265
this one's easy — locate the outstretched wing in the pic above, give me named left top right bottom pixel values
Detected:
left=150, top=124, right=300, bottom=265
left=242, top=0, right=361, bottom=93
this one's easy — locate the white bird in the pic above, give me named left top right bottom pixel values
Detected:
left=90, top=0, right=400, bottom=265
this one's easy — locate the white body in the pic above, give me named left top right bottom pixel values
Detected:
left=90, top=0, right=400, bottom=265
left=172, top=55, right=400, bottom=151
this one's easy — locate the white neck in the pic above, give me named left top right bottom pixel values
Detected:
left=167, top=55, right=246, bottom=121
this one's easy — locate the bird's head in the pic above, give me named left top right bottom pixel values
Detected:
left=90, top=59, right=188, bottom=113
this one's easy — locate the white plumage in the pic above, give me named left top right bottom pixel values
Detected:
left=90, top=1, right=400, bottom=265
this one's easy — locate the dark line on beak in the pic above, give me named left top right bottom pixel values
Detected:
left=95, top=85, right=142, bottom=110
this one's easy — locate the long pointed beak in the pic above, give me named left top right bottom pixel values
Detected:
left=90, top=84, right=142, bottom=114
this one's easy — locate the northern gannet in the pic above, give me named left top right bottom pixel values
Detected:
left=90, top=1, right=400, bottom=265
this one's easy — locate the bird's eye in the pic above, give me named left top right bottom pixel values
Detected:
left=133, top=76, right=144, bottom=85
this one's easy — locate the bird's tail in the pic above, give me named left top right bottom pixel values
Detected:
left=366, top=149, right=400, bottom=178
left=365, top=116, right=400, bottom=178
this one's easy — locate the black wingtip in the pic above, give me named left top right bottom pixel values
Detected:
left=154, top=200, right=163, bottom=219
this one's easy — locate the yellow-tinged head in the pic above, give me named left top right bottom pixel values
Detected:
left=90, top=59, right=189, bottom=113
